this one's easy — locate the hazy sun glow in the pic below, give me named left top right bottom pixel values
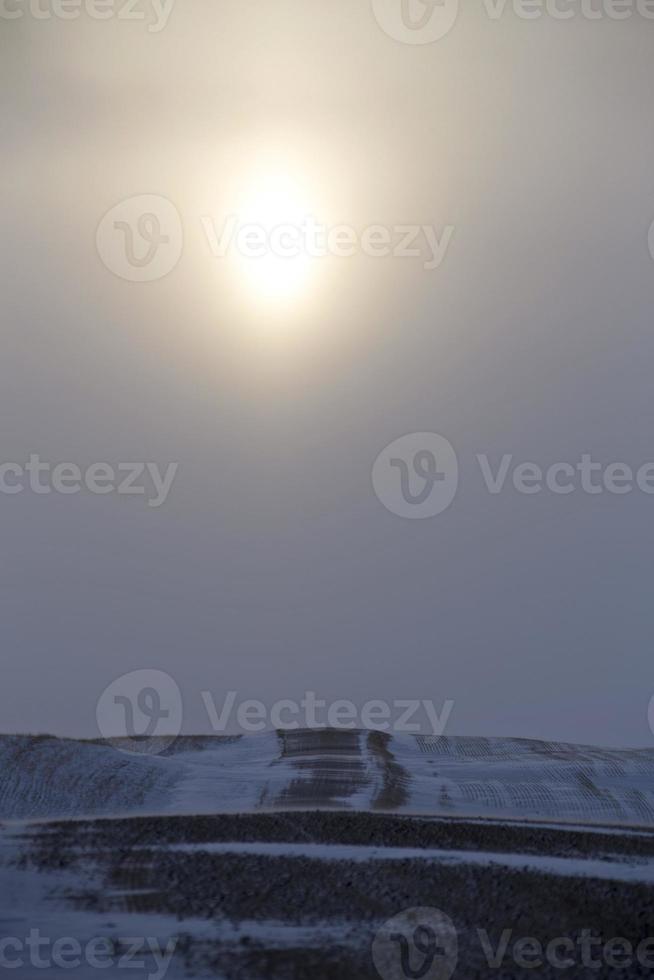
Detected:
left=234, top=175, right=317, bottom=305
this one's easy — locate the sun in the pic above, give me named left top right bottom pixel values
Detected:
left=232, top=175, right=317, bottom=305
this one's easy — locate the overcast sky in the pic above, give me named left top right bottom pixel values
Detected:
left=1, top=1, right=654, bottom=746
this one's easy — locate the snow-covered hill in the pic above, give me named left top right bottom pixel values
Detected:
left=2, top=729, right=653, bottom=825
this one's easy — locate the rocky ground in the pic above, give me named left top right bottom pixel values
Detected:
left=4, top=810, right=654, bottom=979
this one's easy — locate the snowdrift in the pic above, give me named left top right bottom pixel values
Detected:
left=1, top=729, right=653, bottom=825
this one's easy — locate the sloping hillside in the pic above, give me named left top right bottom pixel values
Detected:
left=1, top=730, right=653, bottom=825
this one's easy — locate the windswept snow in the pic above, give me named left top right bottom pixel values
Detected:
left=1, top=729, right=653, bottom=825
left=154, top=840, right=654, bottom=884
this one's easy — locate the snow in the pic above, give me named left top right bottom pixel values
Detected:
left=1, top=730, right=653, bottom=826
left=151, top=840, right=654, bottom=884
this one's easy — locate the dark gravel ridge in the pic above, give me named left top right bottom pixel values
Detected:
left=10, top=811, right=654, bottom=979
left=18, top=808, right=654, bottom=863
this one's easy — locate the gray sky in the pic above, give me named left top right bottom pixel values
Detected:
left=1, top=1, right=654, bottom=746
